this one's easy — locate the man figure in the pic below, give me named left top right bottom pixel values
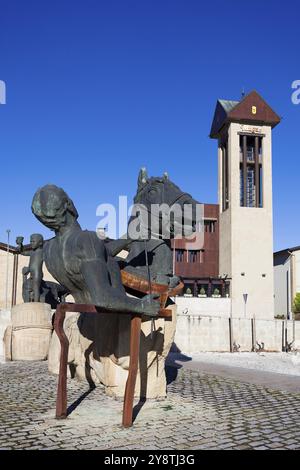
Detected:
left=31, top=184, right=159, bottom=317
left=16, top=234, right=44, bottom=302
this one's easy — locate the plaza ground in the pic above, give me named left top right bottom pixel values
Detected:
left=1, top=353, right=300, bottom=450
left=186, top=351, right=300, bottom=377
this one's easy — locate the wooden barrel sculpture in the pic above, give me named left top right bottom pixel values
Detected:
left=5, top=303, right=53, bottom=361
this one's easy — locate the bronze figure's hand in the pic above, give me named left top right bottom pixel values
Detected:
left=140, top=293, right=160, bottom=317
left=16, top=236, right=24, bottom=246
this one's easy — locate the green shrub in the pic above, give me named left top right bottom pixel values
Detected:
left=213, top=288, right=220, bottom=296
left=293, top=293, right=300, bottom=313
left=200, top=287, right=206, bottom=295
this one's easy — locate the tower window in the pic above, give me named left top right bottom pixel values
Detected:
left=240, top=135, right=263, bottom=208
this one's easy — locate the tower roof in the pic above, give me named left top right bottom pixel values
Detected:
left=210, top=90, right=281, bottom=139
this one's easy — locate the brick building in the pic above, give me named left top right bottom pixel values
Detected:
left=171, top=203, right=228, bottom=298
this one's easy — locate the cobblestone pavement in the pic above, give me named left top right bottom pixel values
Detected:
left=0, top=361, right=300, bottom=450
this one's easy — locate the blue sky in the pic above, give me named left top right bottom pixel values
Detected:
left=0, top=0, right=299, bottom=251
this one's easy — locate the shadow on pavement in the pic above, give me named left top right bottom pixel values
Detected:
left=67, top=385, right=96, bottom=416
left=165, top=343, right=192, bottom=385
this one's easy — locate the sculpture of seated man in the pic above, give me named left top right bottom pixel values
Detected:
left=31, top=184, right=159, bottom=317
left=16, top=234, right=44, bottom=303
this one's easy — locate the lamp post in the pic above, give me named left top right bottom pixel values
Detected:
left=243, top=293, right=248, bottom=318
left=5, top=229, right=11, bottom=309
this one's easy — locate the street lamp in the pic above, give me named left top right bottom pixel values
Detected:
left=243, top=293, right=248, bottom=318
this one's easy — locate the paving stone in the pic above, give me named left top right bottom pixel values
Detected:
left=1, top=361, right=300, bottom=450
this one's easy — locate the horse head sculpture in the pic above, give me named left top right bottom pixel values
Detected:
left=123, top=168, right=202, bottom=287
left=133, top=168, right=199, bottom=239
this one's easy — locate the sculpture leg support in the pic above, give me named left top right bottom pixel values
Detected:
left=122, top=314, right=142, bottom=427
left=53, top=304, right=162, bottom=426
left=54, top=305, right=69, bottom=419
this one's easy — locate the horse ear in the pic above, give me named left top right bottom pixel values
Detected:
left=138, top=167, right=148, bottom=188
left=163, top=172, right=169, bottom=181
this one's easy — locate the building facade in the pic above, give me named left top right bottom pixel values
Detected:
left=171, top=203, right=229, bottom=297
left=274, top=246, right=300, bottom=319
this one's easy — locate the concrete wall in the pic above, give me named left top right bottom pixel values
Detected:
left=174, top=296, right=231, bottom=317
left=219, top=124, right=274, bottom=320
left=174, top=314, right=300, bottom=353
left=175, top=315, right=230, bottom=352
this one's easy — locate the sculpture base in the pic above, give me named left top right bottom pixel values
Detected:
left=48, top=304, right=177, bottom=399
left=4, top=303, right=53, bottom=361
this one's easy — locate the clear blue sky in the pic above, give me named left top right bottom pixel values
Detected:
left=0, top=0, right=299, bottom=251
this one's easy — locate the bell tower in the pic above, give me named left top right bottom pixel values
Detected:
left=210, top=91, right=281, bottom=319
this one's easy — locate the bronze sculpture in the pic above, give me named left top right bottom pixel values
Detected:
left=31, top=184, right=159, bottom=317
left=16, top=234, right=69, bottom=307
left=28, top=172, right=196, bottom=426
left=16, top=234, right=44, bottom=302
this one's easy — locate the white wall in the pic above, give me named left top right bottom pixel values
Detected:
left=175, top=315, right=230, bottom=352
left=174, top=296, right=231, bottom=317
left=174, top=314, right=300, bottom=353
